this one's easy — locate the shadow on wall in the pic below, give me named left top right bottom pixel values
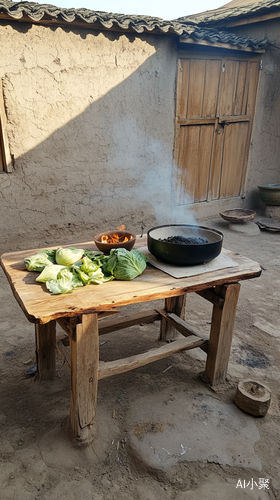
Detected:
left=0, top=26, right=197, bottom=251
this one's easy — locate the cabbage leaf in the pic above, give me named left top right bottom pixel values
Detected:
left=46, top=268, right=83, bottom=295
left=84, top=250, right=103, bottom=260
left=55, top=247, right=84, bottom=266
left=80, top=256, right=101, bottom=274
left=72, top=257, right=114, bottom=286
left=36, top=265, right=66, bottom=283
left=88, top=268, right=114, bottom=284
left=24, top=252, right=56, bottom=272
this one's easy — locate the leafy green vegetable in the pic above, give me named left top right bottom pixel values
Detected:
left=24, top=252, right=56, bottom=272
left=37, top=249, right=57, bottom=260
left=46, top=268, right=84, bottom=295
left=55, top=247, right=84, bottom=266
left=71, top=265, right=91, bottom=285
left=72, top=257, right=114, bottom=286
left=83, top=249, right=103, bottom=260
left=88, top=268, right=114, bottom=284
left=81, top=256, right=101, bottom=274
left=102, top=248, right=147, bottom=280
left=36, top=265, right=66, bottom=283
left=24, top=245, right=147, bottom=295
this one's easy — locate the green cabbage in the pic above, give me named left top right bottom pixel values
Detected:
left=36, top=265, right=66, bottom=283
left=102, top=248, right=147, bottom=280
left=24, top=251, right=56, bottom=272
left=55, top=247, right=84, bottom=266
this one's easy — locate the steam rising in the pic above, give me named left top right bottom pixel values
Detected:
left=110, top=117, right=199, bottom=229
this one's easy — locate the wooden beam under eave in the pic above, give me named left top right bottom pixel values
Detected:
left=179, top=37, right=265, bottom=53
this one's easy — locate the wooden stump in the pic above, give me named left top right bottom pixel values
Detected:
left=234, top=379, right=271, bottom=417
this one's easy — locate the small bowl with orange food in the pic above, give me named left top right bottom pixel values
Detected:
left=94, top=230, right=136, bottom=254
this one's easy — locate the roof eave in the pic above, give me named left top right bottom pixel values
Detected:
left=0, top=2, right=271, bottom=51
left=209, top=10, right=280, bottom=28
left=0, top=12, right=181, bottom=35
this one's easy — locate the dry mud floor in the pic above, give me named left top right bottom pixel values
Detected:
left=0, top=216, right=280, bottom=500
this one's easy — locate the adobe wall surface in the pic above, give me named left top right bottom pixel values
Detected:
left=0, top=21, right=182, bottom=252
left=230, top=19, right=280, bottom=212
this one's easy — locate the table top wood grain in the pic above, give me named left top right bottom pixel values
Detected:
left=0, top=236, right=262, bottom=324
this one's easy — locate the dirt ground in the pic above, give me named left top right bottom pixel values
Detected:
left=0, top=215, right=280, bottom=500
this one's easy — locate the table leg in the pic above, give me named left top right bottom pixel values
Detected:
left=69, top=313, right=99, bottom=446
left=35, top=320, right=56, bottom=380
left=160, top=295, right=186, bottom=341
left=204, top=283, right=240, bottom=386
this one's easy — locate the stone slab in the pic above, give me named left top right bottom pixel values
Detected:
left=127, top=389, right=262, bottom=472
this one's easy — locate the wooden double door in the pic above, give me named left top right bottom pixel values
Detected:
left=174, top=51, right=261, bottom=204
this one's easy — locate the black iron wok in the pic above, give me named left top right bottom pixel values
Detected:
left=147, top=224, right=223, bottom=266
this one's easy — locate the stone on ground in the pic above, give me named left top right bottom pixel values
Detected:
left=127, top=389, right=262, bottom=472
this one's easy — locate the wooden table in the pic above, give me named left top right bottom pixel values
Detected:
left=0, top=237, right=261, bottom=446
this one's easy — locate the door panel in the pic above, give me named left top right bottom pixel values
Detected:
left=202, top=59, right=221, bottom=118
left=195, top=125, right=215, bottom=202
left=217, top=60, right=239, bottom=116
left=234, top=61, right=249, bottom=115
left=178, top=59, right=190, bottom=118
left=187, top=59, right=207, bottom=118
left=218, top=59, right=250, bottom=117
left=220, top=121, right=250, bottom=198
left=208, top=123, right=223, bottom=200
left=175, top=124, right=215, bottom=204
left=175, top=126, right=198, bottom=204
